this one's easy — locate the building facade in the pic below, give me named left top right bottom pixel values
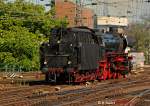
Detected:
left=82, top=0, right=150, bottom=23
left=55, top=0, right=94, bottom=28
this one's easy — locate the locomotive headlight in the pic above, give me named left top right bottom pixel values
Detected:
left=44, top=61, right=47, bottom=65
left=68, top=61, right=72, bottom=65
left=57, top=40, right=61, bottom=44
left=70, top=44, right=73, bottom=47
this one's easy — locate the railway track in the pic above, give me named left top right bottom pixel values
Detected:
left=0, top=68, right=149, bottom=106
left=125, top=89, right=150, bottom=106
left=0, top=78, right=150, bottom=106
left=48, top=79, right=150, bottom=106
left=0, top=85, right=55, bottom=106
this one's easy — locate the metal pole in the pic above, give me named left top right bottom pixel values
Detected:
left=148, top=44, right=150, bottom=64
left=75, top=0, right=82, bottom=26
left=81, top=0, right=83, bottom=26
left=75, top=0, right=78, bottom=26
left=103, top=0, right=108, bottom=16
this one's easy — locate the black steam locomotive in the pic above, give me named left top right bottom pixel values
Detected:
left=40, top=27, right=132, bottom=83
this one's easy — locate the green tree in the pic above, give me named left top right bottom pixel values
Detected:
left=127, top=22, right=150, bottom=63
left=0, top=26, right=43, bottom=70
left=0, top=0, right=68, bottom=71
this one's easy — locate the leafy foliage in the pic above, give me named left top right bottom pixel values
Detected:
left=127, top=22, right=150, bottom=63
left=0, top=0, right=67, bottom=71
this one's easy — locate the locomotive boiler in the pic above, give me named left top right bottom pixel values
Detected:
left=40, top=27, right=132, bottom=83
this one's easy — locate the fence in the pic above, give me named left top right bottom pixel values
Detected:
left=0, top=63, right=39, bottom=72
left=0, top=64, right=41, bottom=84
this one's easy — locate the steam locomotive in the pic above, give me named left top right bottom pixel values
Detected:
left=40, top=26, right=132, bottom=83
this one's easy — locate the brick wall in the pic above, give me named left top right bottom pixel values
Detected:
left=82, top=8, right=94, bottom=28
left=55, top=0, right=94, bottom=28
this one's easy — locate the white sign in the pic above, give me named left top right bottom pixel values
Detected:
left=97, top=16, right=128, bottom=26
